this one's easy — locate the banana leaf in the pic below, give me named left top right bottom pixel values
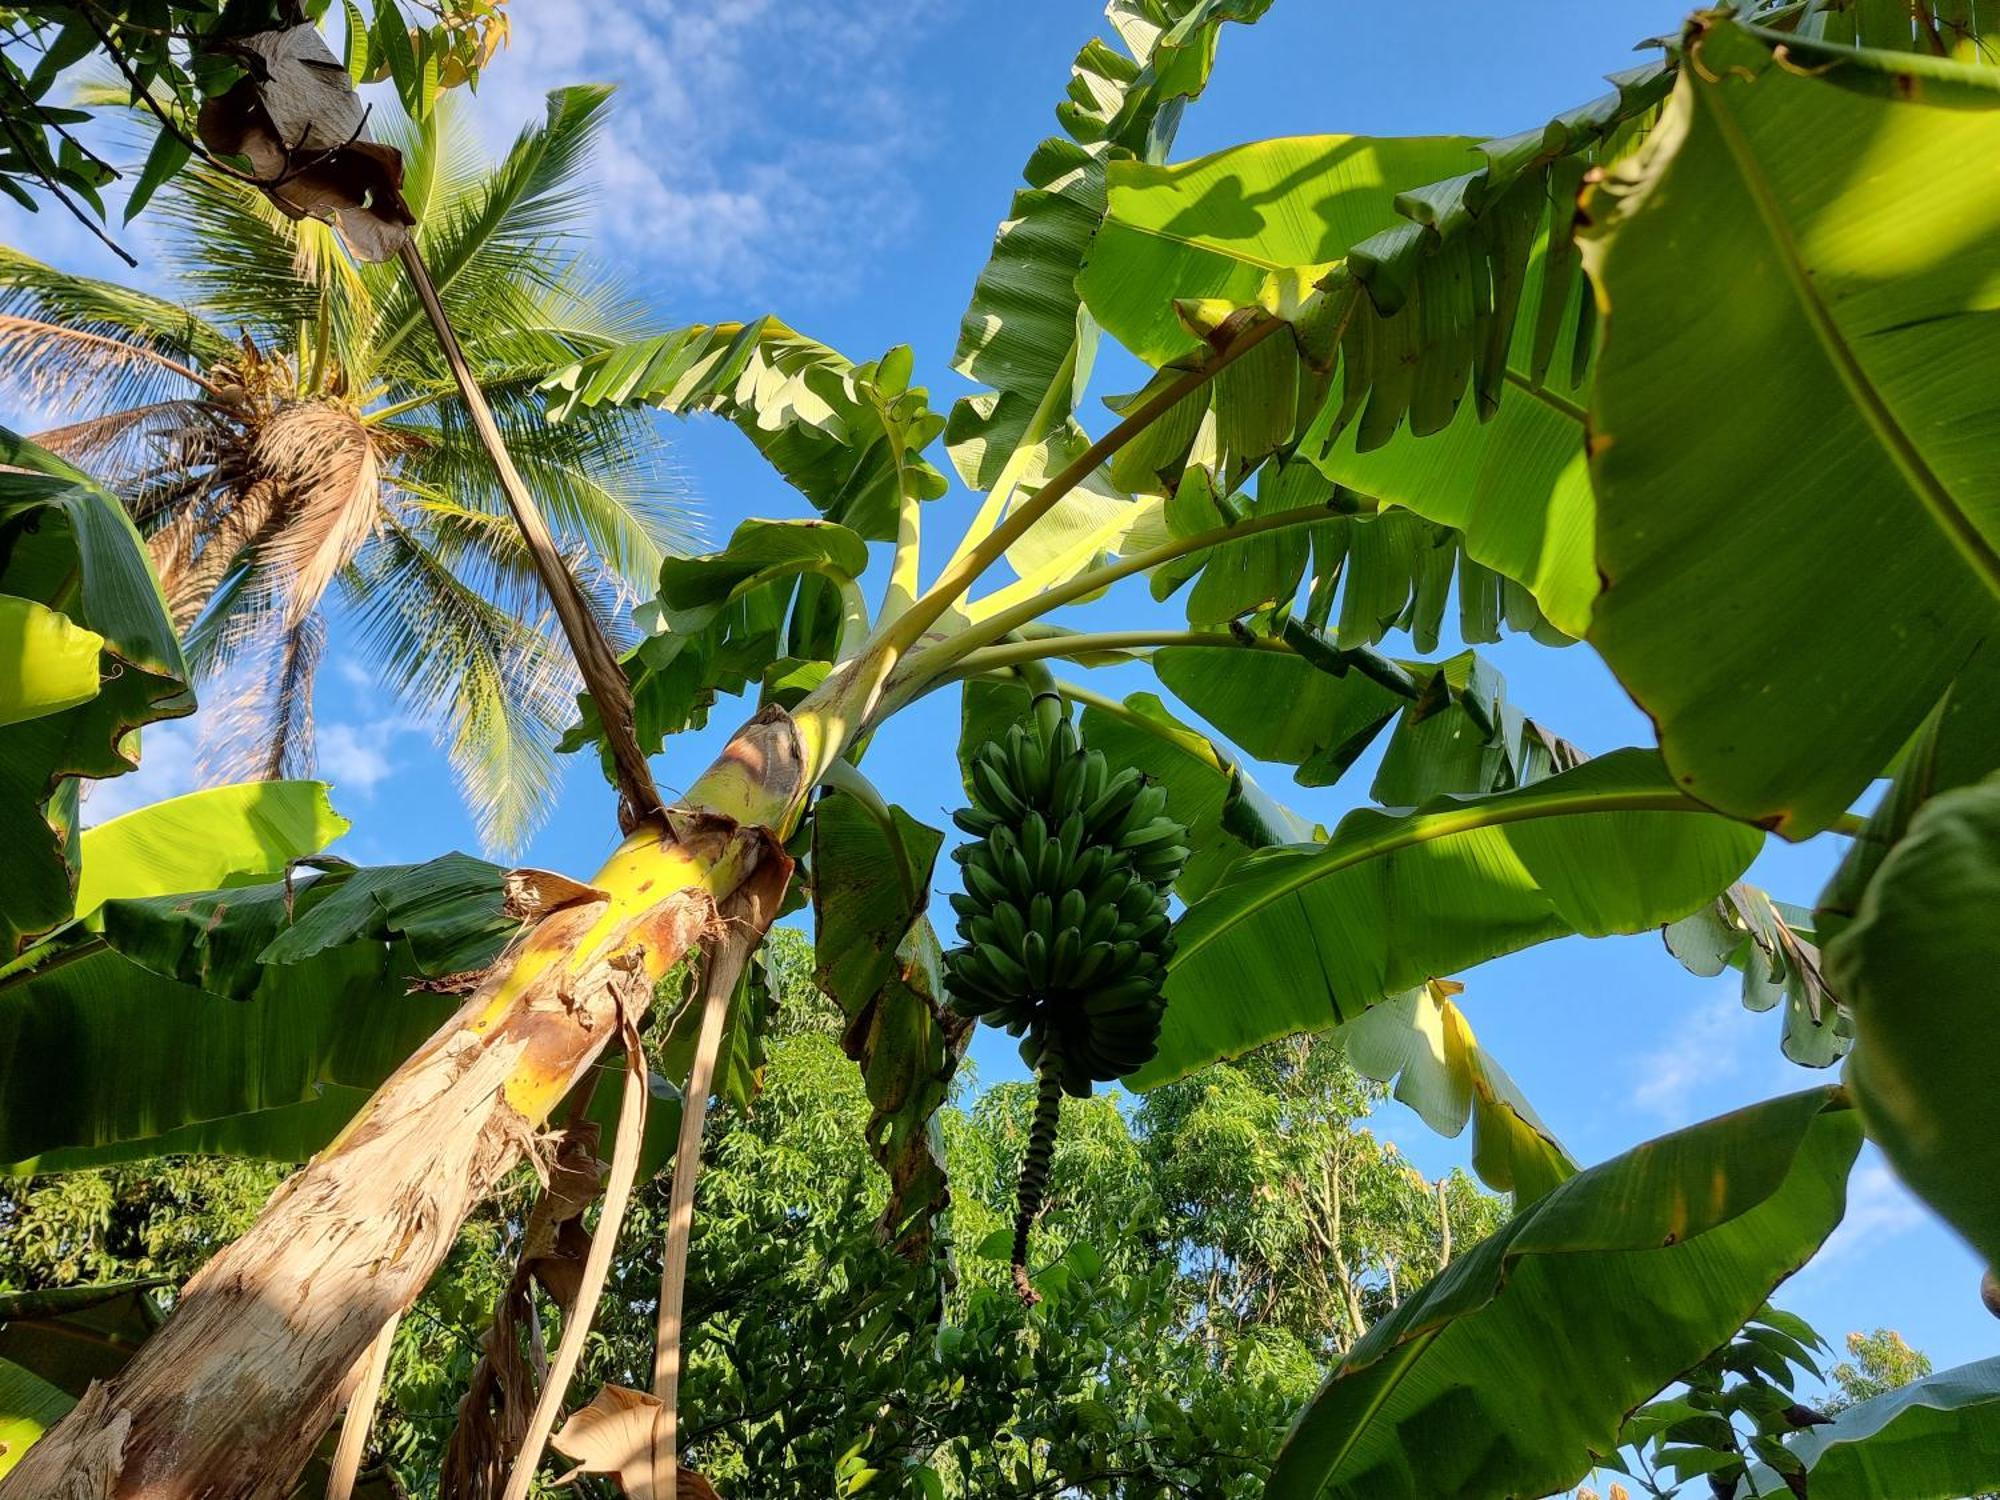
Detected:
left=1581, top=20, right=2000, bottom=835
left=0, top=854, right=512, bottom=1173
left=1136, top=749, right=1761, bottom=1088
left=1268, top=1087, right=1862, bottom=1499
left=1733, top=1356, right=2000, bottom=1500
left=1825, top=773, right=2000, bottom=1269
left=0, top=432, right=192, bottom=954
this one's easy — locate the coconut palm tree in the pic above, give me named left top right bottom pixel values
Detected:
left=0, top=84, right=693, bottom=849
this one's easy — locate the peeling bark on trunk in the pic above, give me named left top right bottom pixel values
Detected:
left=1, top=707, right=809, bottom=1500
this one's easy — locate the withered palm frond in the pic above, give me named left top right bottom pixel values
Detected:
left=251, top=401, right=385, bottom=625
left=29, top=400, right=216, bottom=489
left=199, top=608, right=326, bottom=785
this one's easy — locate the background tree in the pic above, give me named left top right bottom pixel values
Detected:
left=0, top=928, right=1499, bottom=1497
left=0, top=86, right=692, bottom=846
left=1830, top=1330, right=1934, bottom=1413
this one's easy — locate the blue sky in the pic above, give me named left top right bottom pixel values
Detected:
left=6, top=0, right=1991, bottom=1386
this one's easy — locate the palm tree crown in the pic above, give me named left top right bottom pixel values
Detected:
left=0, top=85, right=693, bottom=850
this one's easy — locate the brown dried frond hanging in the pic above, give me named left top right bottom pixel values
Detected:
left=196, top=24, right=415, bottom=262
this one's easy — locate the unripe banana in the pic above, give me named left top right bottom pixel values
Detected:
left=945, top=697, right=1187, bottom=1122
left=964, top=860, right=1008, bottom=907
left=993, top=900, right=1027, bottom=951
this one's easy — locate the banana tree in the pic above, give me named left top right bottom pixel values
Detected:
left=6, top=2, right=1999, bottom=1497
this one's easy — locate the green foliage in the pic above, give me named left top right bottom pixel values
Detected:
left=1825, top=773, right=2000, bottom=1269
left=545, top=326, right=948, bottom=544
left=1141, top=750, right=1762, bottom=1088
left=1268, top=1089, right=1862, bottom=1499
left=1832, top=1328, right=1933, bottom=1410
left=1734, top=1338, right=2000, bottom=1500
left=0, top=1, right=508, bottom=238
left=0, top=934, right=1509, bottom=1496
left=0, top=431, right=191, bottom=956
left=1622, top=1308, right=1832, bottom=1498
left=1580, top=18, right=2000, bottom=838
left=0, top=852, right=512, bottom=1173
left=562, top=519, right=872, bottom=766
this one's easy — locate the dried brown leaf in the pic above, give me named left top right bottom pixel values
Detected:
left=549, top=1386, right=720, bottom=1498
left=196, top=25, right=415, bottom=262
left=504, top=868, right=611, bottom=921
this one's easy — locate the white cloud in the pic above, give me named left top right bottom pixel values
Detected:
left=1630, top=989, right=1759, bottom=1121
left=317, top=721, right=401, bottom=798
left=78, top=718, right=201, bottom=823
left=1794, top=1156, right=1928, bottom=1283
left=469, top=0, right=947, bottom=300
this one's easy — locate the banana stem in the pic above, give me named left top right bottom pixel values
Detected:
left=651, top=867, right=785, bottom=1493
left=1051, top=677, right=1232, bottom=775
left=881, top=319, right=1286, bottom=661
left=877, top=484, right=924, bottom=630
left=939, top=499, right=1341, bottom=672
left=324, top=1314, right=398, bottom=1500
left=1013, top=1054, right=1066, bottom=1306
left=949, top=629, right=1292, bottom=682
left=499, top=1006, right=652, bottom=1500
left=939, top=340, right=1083, bottom=574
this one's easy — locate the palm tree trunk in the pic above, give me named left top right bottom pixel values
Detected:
left=0, top=707, right=807, bottom=1499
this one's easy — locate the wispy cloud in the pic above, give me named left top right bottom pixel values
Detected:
left=473, top=0, right=948, bottom=301
left=1630, top=988, right=1757, bottom=1121
left=1794, top=1156, right=1929, bottom=1285
left=79, top=719, right=201, bottom=823
left=318, top=721, right=402, bottom=798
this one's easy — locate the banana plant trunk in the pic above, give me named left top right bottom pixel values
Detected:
left=0, top=706, right=810, bottom=1500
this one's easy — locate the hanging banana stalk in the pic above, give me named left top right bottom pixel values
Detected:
left=945, top=691, right=1189, bottom=1301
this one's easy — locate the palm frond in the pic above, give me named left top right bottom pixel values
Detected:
left=389, top=403, right=694, bottom=597
left=344, top=519, right=574, bottom=852
left=250, top=402, right=386, bottom=622
left=368, top=85, right=618, bottom=367
left=0, top=248, right=230, bottom=415
left=152, top=165, right=370, bottom=355
left=28, top=400, right=212, bottom=487
left=393, top=487, right=631, bottom=636
left=198, top=608, right=324, bottom=783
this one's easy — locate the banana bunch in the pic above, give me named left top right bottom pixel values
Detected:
left=943, top=697, right=1189, bottom=1097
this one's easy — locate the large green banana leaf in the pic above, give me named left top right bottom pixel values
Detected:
left=1135, top=749, right=1761, bottom=1088
left=71, top=781, right=349, bottom=922
left=541, top=322, right=945, bottom=542
left=1581, top=20, right=2000, bottom=836
left=563, top=518, right=871, bottom=770
left=1077, top=130, right=1601, bottom=632
left=0, top=595, right=101, bottom=729
left=0, top=1281, right=163, bottom=1477
left=1267, top=1087, right=1862, bottom=1499
left=1077, top=55, right=1670, bottom=639
left=946, top=0, right=1267, bottom=508
left=0, top=854, right=512, bottom=1173
left=0, top=432, right=192, bottom=955
left=811, top=788, right=964, bottom=1257
left=1824, top=773, right=2000, bottom=1269
left=0, top=1357, right=70, bottom=1480
left=1734, top=1357, right=2000, bottom=1500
